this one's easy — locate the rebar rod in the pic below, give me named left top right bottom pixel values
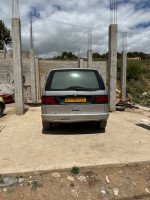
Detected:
left=12, top=0, right=19, bottom=18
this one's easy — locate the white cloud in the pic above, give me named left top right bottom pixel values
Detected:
left=0, top=0, right=150, bottom=57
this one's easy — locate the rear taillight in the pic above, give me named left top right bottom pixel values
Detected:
left=94, top=95, right=108, bottom=104
left=41, top=96, right=57, bottom=104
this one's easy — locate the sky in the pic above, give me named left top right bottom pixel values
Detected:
left=0, top=0, right=150, bottom=58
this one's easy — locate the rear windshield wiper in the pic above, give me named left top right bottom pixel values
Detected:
left=63, top=86, right=98, bottom=91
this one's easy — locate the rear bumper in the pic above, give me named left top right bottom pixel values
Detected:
left=41, top=112, right=109, bottom=123
left=3, top=96, right=13, bottom=103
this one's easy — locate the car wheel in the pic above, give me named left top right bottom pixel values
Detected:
left=0, top=104, right=4, bottom=118
left=42, top=121, right=53, bottom=130
left=42, top=121, right=50, bottom=130
left=98, top=120, right=107, bottom=129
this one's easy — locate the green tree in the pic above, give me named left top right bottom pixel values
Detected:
left=127, top=51, right=149, bottom=60
left=117, top=52, right=122, bottom=59
left=60, top=52, right=77, bottom=60
left=0, top=20, right=12, bottom=49
left=61, top=51, right=68, bottom=59
left=127, top=61, right=146, bottom=81
left=93, top=52, right=101, bottom=59
left=68, top=52, right=73, bottom=58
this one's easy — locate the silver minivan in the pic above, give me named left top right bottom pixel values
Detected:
left=41, top=68, right=109, bottom=130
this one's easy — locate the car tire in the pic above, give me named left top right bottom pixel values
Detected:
left=42, top=121, right=50, bottom=130
left=99, top=120, right=107, bottom=129
left=116, top=106, right=125, bottom=111
left=42, top=121, right=53, bottom=131
left=0, top=104, right=4, bottom=118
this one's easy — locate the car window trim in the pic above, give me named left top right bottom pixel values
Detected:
left=45, top=69, right=105, bottom=91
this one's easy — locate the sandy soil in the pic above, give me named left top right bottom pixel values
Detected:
left=0, top=163, right=150, bottom=200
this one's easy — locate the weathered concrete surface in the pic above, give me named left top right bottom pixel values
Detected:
left=87, top=50, right=92, bottom=68
left=0, top=104, right=149, bottom=175
left=90, top=61, right=107, bottom=84
left=35, top=58, right=41, bottom=100
left=0, top=50, right=6, bottom=59
left=78, top=58, right=84, bottom=68
left=30, top=48, right=37, bottom=103
left=108, top=24, right=118, bottom=112
left=11, top=18, right=24, bottom=115
left=0, top=84, right=14, bottom=94
left=121, top=50, right=127, bottom=101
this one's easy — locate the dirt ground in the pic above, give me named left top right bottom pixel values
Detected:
left=0, top=163, right=150, bottom=200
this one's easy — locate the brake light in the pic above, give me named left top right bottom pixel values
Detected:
left=94, top=95, right=108, bottom=104
left=41, top=96, right=57, bottom=104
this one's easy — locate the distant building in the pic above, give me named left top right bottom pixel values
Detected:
left=127, top=57, right=141, bottom=61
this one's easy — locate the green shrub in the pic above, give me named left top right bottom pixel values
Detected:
left=70, top=166, right=80, bottom=176
left=127, top=61, right=146, bottom=81
left=116, top=59, right=150, bottom=106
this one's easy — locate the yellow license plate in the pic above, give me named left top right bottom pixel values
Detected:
left=65, top=97, right=86, bottom=103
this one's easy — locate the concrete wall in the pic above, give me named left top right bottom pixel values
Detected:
left=0, top=59, right=107, bottom=100
left=0, top=59, right=31, bottom=99
left=39, top=60, right=78, bottom=90
left=0, top=59, right=31, bottom=84
left=0, top=50, right=6, bottom=59
left=40, top=60, right=106, bottom=90
left=85, top=61, right=107, bottom=84
left=0, top=50, right=29, bottom=59
left=0, top=60, right=14, bottom=84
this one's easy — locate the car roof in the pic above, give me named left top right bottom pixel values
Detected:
left=50, top=68, right=99, bottom=72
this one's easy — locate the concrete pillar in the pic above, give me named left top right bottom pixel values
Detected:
left=3, top=41, right=6, bottom=59
left=121, top=50, right=127, bottom=101
left=35, top=58, right=41, bottom=100
left=30, top=48, right=37, bottom=103
left=11, top=18, right=24, bottom=115
left=108, top=24, right=118, bottom=112
left=87, top=50, right=92, bottom=68
left=78, top=59, right=84, bottom=68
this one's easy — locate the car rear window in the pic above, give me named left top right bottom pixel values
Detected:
left=45, top=70, right=105, bottom=91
